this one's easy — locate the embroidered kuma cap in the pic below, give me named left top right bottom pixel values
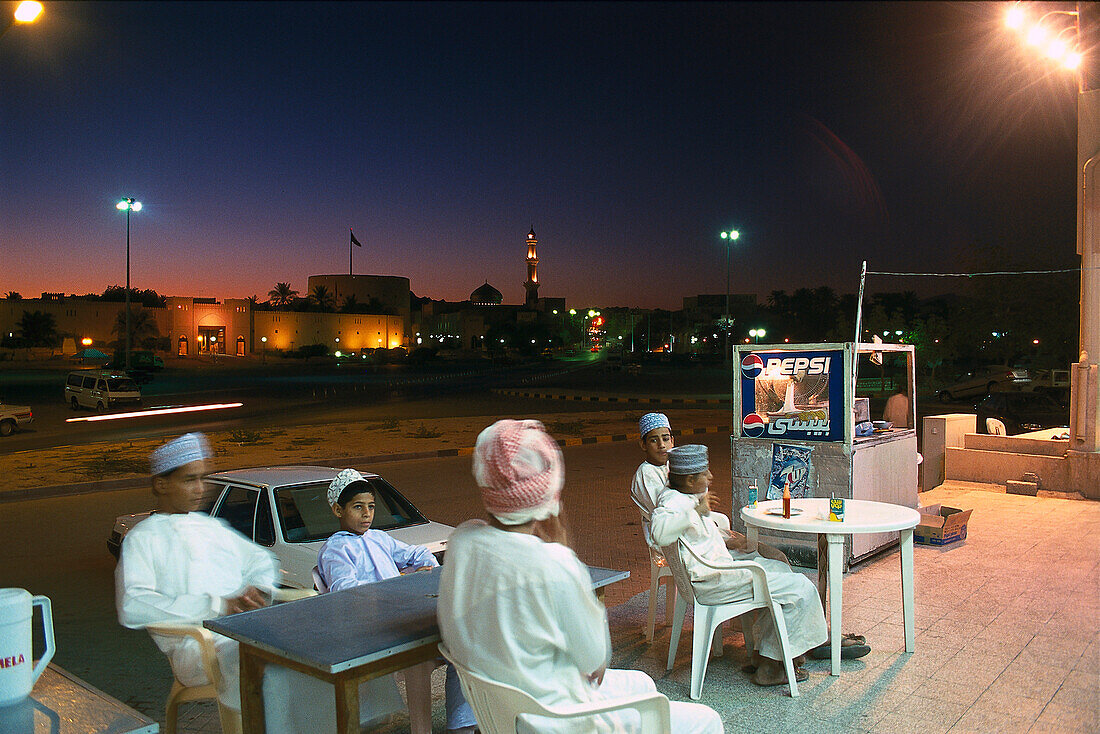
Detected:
left=328, top=468, right=368, bottom=507
left=638, top=412, right=670, bottom=439
left=472, top=419, right=564, bottom=525
left=667, top=444, right=709, bottom=475
left=150, top=432, right=212, bottom=476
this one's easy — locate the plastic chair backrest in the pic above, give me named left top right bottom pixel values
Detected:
left=312, top=566, right=329, bottom=593
left=658, top=542, right=698, bottom=604
left=986, top=418, right=1007, bottom=435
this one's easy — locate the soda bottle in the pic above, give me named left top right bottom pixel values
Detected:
left=782, top=477, right=792, bottom=519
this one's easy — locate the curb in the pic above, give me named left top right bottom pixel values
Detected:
left=493, top=389, right=730, bottom=405
left=2, top=425, right=731, bottom=504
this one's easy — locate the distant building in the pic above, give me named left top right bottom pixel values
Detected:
left=524, top=228, right=540, bottom=307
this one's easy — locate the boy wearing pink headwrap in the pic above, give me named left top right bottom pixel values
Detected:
left=438, top=420, right=722, bottom=734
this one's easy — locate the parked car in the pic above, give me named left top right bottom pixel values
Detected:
left=976, top=392, right=1068, bottom=435
left=937, top=366, right=1030, bottom=402
left=1028, top=368, right=1071, bottom=406
left=107, top=465, right=454, bottom=589
left=65, top=370, right=142, bottom=411
left=0, top=400, right=33, bottom=436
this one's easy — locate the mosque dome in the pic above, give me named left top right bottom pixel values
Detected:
left=470, top=282, right=503, bottom=305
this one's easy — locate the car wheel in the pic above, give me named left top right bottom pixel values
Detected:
left=96, top=402, right=105, bottom=413
left=939, top=391, right=952, bottom=403
left=71, top=397, right=80, bottom=410
left=0, top=420, right=14, bottom=437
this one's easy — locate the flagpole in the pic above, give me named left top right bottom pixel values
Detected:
left=350, top=231, right=353, bottom=275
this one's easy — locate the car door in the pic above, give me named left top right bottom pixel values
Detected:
left=212, top=484, right=260, bottom=540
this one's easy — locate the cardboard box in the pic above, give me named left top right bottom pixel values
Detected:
left=914, top=504, right=972, bottom=546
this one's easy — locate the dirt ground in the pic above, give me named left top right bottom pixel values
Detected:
left=4, top=408, right=730, bottom=491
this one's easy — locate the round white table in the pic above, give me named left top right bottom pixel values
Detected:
left=741, top=498, right=921, bottom=675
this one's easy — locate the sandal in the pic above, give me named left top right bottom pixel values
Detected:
left=751, top=665, right=809, bottom=687
left=808, top=633, right=870, bottom=660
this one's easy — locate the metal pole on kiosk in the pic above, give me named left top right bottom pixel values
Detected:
left=852, top=260, right=868, bottom=398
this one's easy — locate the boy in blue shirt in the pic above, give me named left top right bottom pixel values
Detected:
left=318, top=468, right=477, bottom=734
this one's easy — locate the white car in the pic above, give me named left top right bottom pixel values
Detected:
left=108, top=465, right=454, bottom=589
left=937, top=366, right=1030, bottom=402
left=0, top=400, right=33, bottom=436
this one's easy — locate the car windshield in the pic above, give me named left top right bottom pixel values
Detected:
left=106, top=378, right=139, bottom=391
left=274, top=477, right=428, bottom=543
left=1006, top=394, right=1062, bottom=412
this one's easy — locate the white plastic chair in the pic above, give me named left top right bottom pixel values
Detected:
left=150, top=588, right=315, bottom=734
left=630, top=496, right=677, bottom=641
left=311, top=565, right=329, bottom=593
left=438, top=642, right=672, bottom=734
left=661, top=540, right=801, bottom=699
left=986, top=418, right=1007, bottom=435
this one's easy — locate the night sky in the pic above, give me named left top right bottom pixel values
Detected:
left=0, top=1, right=1084, bottom=310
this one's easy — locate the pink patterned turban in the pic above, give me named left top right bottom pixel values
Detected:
left=473, top=419, right=564, bottom=525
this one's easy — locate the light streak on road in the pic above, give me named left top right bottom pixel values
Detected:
left=65, top=403, right=244, bottom=423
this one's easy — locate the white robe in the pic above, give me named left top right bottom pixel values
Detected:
left=630, top=461, right=669, bottom=556
left=438, top=520, right=722, bottom=734
left=115, top=512, right=402, bottom=732
left=650, top=490, right=828, bottom=661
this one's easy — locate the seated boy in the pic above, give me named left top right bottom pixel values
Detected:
left=630, top=413, right=788, bottom=564
left=116, top=433, right=402, bottom=733
left=318, top=468, right=477, bottom=734
left=650, top=444, right=829, bottom=687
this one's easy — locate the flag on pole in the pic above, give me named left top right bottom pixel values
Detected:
left=350, top=229, right=362, bottom=247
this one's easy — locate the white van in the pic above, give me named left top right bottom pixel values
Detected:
left=65, top=371, right=142, bottom=412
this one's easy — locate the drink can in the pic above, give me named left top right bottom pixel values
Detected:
left=747, top=485, right=758, bottom=508
left=829, top=496, right=845, bottom=522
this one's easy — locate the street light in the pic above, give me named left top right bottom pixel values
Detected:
left=1004, top=2, right=1099, bottom=453
left=749, top=327, right=767, bottom=344
left=116, top=198, right=142, bottom=371
left=720, top=230, right=740, bottom=362
left=260, top=336, right=267, bottom=364
left=2, top=2, right=42, bottom=39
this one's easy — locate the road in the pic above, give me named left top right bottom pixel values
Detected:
left=0, top=434, right=734, bottom=721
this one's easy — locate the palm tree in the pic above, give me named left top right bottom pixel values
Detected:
left=4, top=291, right=22, bottom=300
left=340, top=294, right=360, bottom=313
left=309, top=284, right=335, bottom=311
left=268, top=282, right=298, bottom=308
left=16, top=310, right=59, bottom=346
left=111, top=307, right=161, bottom=350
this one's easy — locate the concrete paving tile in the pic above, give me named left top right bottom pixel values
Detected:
left=873, top=711, right=955, bottom=734
left=1048, top=684, right=1100, bottom=714
left=912, top=679, right=987, bottom=707
left=892, top=694, right=968, bottom=730
left=1031, top=702, right=1100, bottom=733
left=948, top=708, right=1035, bottom=734
left=985, top=672, right=1064, bottom=703
left=1026, top=633, right=1091, bottom=660
left=970, top=690, right=1050, bottom=721
left=1013, top=645, right=1082, bottom=672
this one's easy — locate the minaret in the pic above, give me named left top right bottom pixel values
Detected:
left=524, top=227, right=540, bottom=308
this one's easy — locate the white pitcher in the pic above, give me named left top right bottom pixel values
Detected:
left=0, top=589, right=54, bottom=707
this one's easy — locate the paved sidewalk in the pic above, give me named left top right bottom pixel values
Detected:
left=163, top=486, right=1098, bottom=733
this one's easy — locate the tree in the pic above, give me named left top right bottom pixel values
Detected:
left=4, top=291, right=22, bottom=300
left=15, top=310, right=59, bottom=347
left=268, top=282, right=298, bottom=308
left=340, top=294, right=360, bottom=313
left=111, top=307, right=161, bottom=350
left=308, top=284, right=335, bottom=312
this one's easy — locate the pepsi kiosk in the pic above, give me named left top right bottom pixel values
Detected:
left=731, top=342, right=918, bottom=569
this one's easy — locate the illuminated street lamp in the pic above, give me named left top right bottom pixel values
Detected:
left=720, top=230, right=740, bottom=362
left=115, top=198, right=142, bottom=371
left=260, top=336, right=267, bottom=364
left=2, top=1, right=42, bottom=39
left=749, top=327, right=767, bottom=344
left=1003, top=2, right=1099, bottom=452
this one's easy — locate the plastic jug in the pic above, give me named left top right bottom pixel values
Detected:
left=0, top=589, right=54, bottom=707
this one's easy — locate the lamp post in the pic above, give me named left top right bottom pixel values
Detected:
left=1, top=1, right=43, bottom=39
left=1004, top=2, right=1099, bottom=453
left=261, top=336, right=267, bottom=364
left=720, top=230, right=740, bottom=363
left=749, top=327, right=767, bottom=344
left=116, top=198, right=142, bottom=371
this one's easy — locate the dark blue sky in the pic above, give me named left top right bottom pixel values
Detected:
left=1, top=1, right=1082, bottom=309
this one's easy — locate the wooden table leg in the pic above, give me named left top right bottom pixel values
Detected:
left=238, top=645, right=267, bottom=734
left=826, top=534, right=844, bottom=676
left=900, top=528, right=916, bottom=653
left=334, top=673, right=360, bottom=734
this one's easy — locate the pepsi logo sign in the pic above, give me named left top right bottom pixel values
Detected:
left=741, top=354, right=764, bottom=379
left=742, top=413, right=765, bottom=438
